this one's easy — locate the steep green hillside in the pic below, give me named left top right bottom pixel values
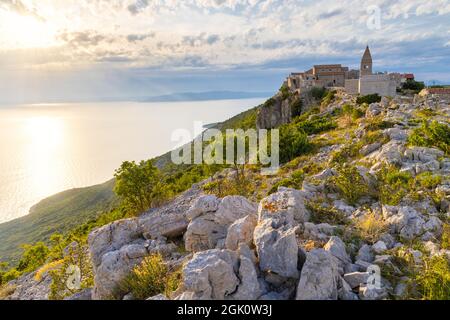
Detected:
left=0, top=180, right=117, bottom=263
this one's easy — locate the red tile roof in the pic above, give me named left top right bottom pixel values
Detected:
left=427, top=88, right=450, bottom=95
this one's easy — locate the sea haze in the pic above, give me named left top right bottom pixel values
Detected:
left=0, top=98, right=264, bottom=223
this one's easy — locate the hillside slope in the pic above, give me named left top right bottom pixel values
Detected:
left=0, top=180, right=117, bottom=263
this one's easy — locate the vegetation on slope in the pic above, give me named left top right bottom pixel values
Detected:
left=0, top=180, right=117, bottom=264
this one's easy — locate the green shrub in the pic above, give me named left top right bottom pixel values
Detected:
left=290, top=98, right=302, bottom=118
left=117, top=254, right=181, bottom=300
left=377, top=167, right=412, bottom=206
left=203, top=167, right=255, bottom=198
left=48, top=239, right=94, bottom=300
left=330, top=165, right=370, bottom=205
left=307, top=201, right=347, bottom=225
left=279, top=84, right=290, bottom=100
left=442, top=224, right=450, bottom=250
left=402, top=80, right=425, bottom=92
left=414, top=172, right=442, bottom=190
left=16, top=242, right=50, bottom=274
left=297, top=116, right=337, bottom=135
left=310, top=87, right=327, bottom=100
left=365, top=117, right=396, bottom=131
left=321, top=90, right=336, bottom=106
left=356, top=94, right=381, bottom=105
left=114, top=160, right=170, bottom=215
left=279, top=125, right=311, bottom=164
left=268, top=169, right=304, bottom=194
left=414, top=255, right=450, bottom=300
left=408, top=121, right=450, bottom=155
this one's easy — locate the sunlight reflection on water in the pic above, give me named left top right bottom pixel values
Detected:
left=0, top=98, right=263, bottom=223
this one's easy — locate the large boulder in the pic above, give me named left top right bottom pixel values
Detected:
left=214, top=196, right=258, bottom=225
left=92, top=243, right=149, bottom=300
left=185, top=214, right=227, bottom=252
left=254, top=219, right=299, bottom=279
left=185, top=196, right=257, bottom=252
left=225, top=214, right=258, bottom=251
left=186, top=195, right=220, bottom=221
left=385, top=206, right=425, bottom=240
left=5, top=271, right=52, bottom=300
left=230, top=246, right=263, bottom=300
left=296, top=249, right=340, bottom=300
left=88, top=218, right=141, bottom=269
left=324, top=236, right=351, bottom=273
left=258, top=188, right=308, bottom=225
left=181, top=249, right=240, bottom=300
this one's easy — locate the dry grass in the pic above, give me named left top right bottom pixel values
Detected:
left=355, top=212, right=388, bottom=244
left=34, top=260, right=64, bottom=282
left=0, top=284, right=16, bottom=299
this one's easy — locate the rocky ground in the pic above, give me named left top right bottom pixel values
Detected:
left=3, top=91, right=449, bottom=300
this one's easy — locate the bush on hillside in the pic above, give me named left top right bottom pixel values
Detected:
left=408, top=120, right=450, bottom=155
left=414, top=255, right=450, bottom=300
left=310, top=87, right=327, bottom=100
left=116, top=254, right=181, bottom=300
left=402, top=80, right=425, bottom=92
left=297, top=116, right=337, bottom=135
left=114, top=160, right=170, bottom=215
left=377, top=167, right=412, bottom=206
left=330, top=165, right=370, bottom=205
left=356, top=94, right=381, bottom=105
left=279, top=125, right=311, bottom=164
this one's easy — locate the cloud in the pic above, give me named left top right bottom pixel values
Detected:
left=58, top=31, right=108, bottom=48
left=182, top=33, right=221, bottom=47
left=126, top=32, right=155, bottom=43
left=127, top=0, right=149, bottom=15
left=0, top=0, right=44, bottom=20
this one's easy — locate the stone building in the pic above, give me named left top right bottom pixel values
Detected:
left=344, top=46, right=397, bottom=97
left=287, top=45, right=411, bottom=98
left=360, top=46, right=373, bottom=76
left=286, top=64, right=359, bottom=92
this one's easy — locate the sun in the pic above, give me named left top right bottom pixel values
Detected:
left=0, top=12, right=58, bottom=49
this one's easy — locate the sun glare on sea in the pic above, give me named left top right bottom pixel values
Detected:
left=0, top=12, right=57, bottom=48
left=23, top=116, right=66, bottom=198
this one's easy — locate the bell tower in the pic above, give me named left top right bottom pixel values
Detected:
left=360, top=45, right=373, bottom=76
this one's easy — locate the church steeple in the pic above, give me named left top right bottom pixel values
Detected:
left=360, top=45, right=373, bottom=76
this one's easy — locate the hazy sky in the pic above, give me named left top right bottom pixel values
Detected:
left=0, top=0, right=449, bottom=103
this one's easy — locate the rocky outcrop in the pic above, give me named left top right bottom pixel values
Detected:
left=4, top=271, right=52, bottom=300
left=257, top=95, right=293, bottom=130
left=184, top=195, right=257, bottom=252
left=88, top=184, right=203, bottom=300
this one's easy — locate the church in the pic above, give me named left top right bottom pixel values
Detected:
left=286, top=46, right=407, bottom=97
left=344, top=46, right=397, bottom=97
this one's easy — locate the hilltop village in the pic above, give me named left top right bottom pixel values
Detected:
left=285, top=46, right=413, bottom=98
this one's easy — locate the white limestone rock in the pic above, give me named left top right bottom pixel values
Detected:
left=225, top=214, right=257, bottom=251
left=253, top=219, right=299, bottom=279
left=296, top=249, right=340, bottom=300
left=182, top=249, right=239, bottom=300
left=186, top=195, right=220, bottom=221
left=324, top=236, right=351, bottom=273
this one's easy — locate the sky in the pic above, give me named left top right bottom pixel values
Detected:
left=0, top=0, right=449, bottom=103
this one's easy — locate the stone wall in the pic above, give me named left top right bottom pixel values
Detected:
left=345, top=79, right=359, bottom=95
left=359, top=74, right=396, bottom=97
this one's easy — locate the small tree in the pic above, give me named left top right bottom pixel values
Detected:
left=16, top=242, right=50, bottom=273
left=114, top=160, right=167, bottom=215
